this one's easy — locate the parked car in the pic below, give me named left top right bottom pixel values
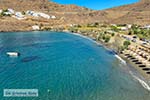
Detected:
left=142, top=42, right=147, bottom=45
left=133, top=36, right=137, bottom=38
left=132, top=39, right=136, bottom=42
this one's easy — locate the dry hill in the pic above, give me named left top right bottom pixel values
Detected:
left=0, top=0, right=150, bottom=32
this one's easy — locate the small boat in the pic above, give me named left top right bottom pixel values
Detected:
left=6, top=52, right=20, bottom=57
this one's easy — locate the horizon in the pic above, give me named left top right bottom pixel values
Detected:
left=51, top=0, right=139, bottom=10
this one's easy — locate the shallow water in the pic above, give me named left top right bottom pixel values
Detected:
left=0, top=31, right=149, bottom=100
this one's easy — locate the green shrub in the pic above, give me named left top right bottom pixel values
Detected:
left=111, top=26, right=119, bottom=32
left=102, top=35, right=105, bottom=40
left=128, top=30, right=132, bottom=35
left=123, top=41, right=130, bottom=49
left=68, top=27, right=78, bottom=33
left=97, top=32, right=103, bottom=41
left=111, top=33, right=115, bottom=36
left=104, top=36, right=110, bottom=43
left=0, top=9, right=11, bottom=17
left=3, top=9, right=8, bottom=12
left=22, top=11, right=26, bottom=15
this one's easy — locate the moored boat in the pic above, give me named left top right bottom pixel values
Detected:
left=6, top=52, right=20, bottom=57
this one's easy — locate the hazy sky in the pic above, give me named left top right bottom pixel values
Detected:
left=52, top=0, right=139, bottom=10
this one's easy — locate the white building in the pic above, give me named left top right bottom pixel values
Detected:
left=38, top=13, right=50, bottom=19
left=144, top=25, right=150, bottom=30
left=51, top=15, right=56, bottom=19
left=26, top=10, right=35, bottom=16
left=120, top=27, right=128, bottom=31
left=1, top=9, right=15, bottom=15
left=13, top=12, right=26, bottom=20
left=111, top=24, right=117, bottom=27
left=0, top=9, right=2, bottom=13
left=26, top=10, right=50, bottom=19
left=32, top=25, right=40, bottom=30
left=4, top=12, right=12, bottom=15
left=8, top=8, right=15, bottom=14
left=127, top=24, right=132, bottom=29
left=15, top=12, right=24, bottom=17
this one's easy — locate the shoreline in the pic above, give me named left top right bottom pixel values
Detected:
left=71, top=32, right=150, bottom=92
left=69, top=31, right=150, bottom=91
left=0, top=30, right=150, bottom=91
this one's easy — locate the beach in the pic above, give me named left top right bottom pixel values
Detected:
left=69, top=31, right=150, bottom=90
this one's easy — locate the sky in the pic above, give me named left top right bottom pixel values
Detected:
left=51, top=0, right=139, bottom=10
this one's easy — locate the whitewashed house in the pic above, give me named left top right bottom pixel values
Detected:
left=111, top=24, right=117, bottom=27
left=26, top=10, right=50, bottom=19
left=0, top=9, right=2, bottom=13
left=51, top=15, right=56, bottom=19
left=127, top=24, right=132, bottom=29
left=2, top=9, right=14, bottom=15
left=8, top=8, right=15, bottom=14
left=4, top=12, right=12, bottom=15
left=38, top=13, right=50, bottom=19
left=120, top=27, right=128, bottom=31
left=15, top=12, right=24, bottom=17
left=13, top=12, right=26, bottom=20
left=26, top=10, right=35, bottom=16
left=144, top=25, right=150, bottom=30
left=32, top=25, right=40, bottom=30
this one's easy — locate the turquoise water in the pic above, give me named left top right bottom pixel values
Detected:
left=0, top=31, right=149, bottom=100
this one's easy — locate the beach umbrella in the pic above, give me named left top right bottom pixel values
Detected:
left=138, top=57, right=145, bottom=62
left=135, top=55, right=141, bottom=59
left=132, top=53, right=137, bottom=56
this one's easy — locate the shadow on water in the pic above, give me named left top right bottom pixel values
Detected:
left=21, top=56, right=41, bottom=63
left=22, top=43, right=52, bottom=49
left=106, top=50, right=117, bottom=55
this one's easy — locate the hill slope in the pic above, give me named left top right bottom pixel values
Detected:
left=0, top=0, right=150, bottom=25
left=104, top=0, right=150, bottom=24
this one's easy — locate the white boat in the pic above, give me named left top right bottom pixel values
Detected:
left=6, top=52, right=20, bottom=57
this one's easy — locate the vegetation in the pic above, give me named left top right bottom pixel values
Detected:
left=104, top=35, right=111, bottom=43
left=0, top=9, right=11, bottom=17
left=123, top=41, right=131, bottom=49
left=129, top=26, right=150, bottom=39
left=97, top=32, right=103, bottom=41
left=87, top=22, right=99, bottom=28
left=2, top=9, right=9, bottom=12
left=68, top=27, right=78, bottom=33
left=111, top=26, right=119, bottom=32
left=96, top=32, right=111, bottom=43
left=22, top=11, right=26, bottom=15
left=111, top=33, right=115, bottom=37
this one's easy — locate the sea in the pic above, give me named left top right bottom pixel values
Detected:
left=0, top=31, right=149, bottom=100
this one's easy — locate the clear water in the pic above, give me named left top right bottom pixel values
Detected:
left=0, top=31, right=149, bottom=100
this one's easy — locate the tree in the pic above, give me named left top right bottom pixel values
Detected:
left=111, top=26, right=119, bottom=32
left=68, top=27, right=78, bottom=33
left=0, top=9, right=11, bottom=17
left=104, top=36, right=110, bottom=43
left=123, top=41, right=131, bottom=49
left=111, top=33, right=115, bottom=36
left=128, top=30, right=132, bottom=35
left=22, top=11, right=26, bottom=15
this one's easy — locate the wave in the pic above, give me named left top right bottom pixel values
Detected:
left=115, top=54, right=126, bottom=64
left=130, top=71, right=150, bottom=92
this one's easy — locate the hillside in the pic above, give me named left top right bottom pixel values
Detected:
left=0, top=0, right=150, bottom=32
left=0, top=0, right=91, bottom=12
left=104, top=0, right=150, bottom=24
